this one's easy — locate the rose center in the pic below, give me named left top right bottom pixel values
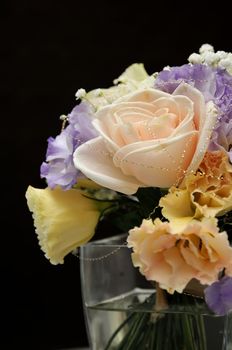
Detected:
left=118, top=107, right=179, bottom=144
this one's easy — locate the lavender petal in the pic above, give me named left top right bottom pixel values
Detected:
left=205, top=276, right=232, bottom=315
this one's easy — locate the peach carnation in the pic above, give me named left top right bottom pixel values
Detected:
left=127, top=218, right=232, bottom=294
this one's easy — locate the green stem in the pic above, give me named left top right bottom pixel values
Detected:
left=104, top=312, right=136, bottom=350
left=172, top=313, right=182, bottom=350
left=118, top=312, right=149, bottom=350
left=104, top=292, right=208, bottom=350
left=149, top=316, right=156, bottom=349
left=137, top=320, right=153, bottom=349
left=181, top=313, right=195, bottom=350
left=165, top=313, right=172, bottom=350
left=195, top=314, right=207, bottom=350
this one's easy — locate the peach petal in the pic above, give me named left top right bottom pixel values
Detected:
left=162, top=247, right=196, bottom=293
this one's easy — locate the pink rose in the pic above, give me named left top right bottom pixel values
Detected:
left=127, top=218, right=232, bottom=294
left=74, top=84, right=217, bottom=194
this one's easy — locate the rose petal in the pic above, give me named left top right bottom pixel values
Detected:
left=73, top=137, right=141, bottom=194
left=120, top=88, right=171, bottom=103
left=113, top=131, right=198, bottom=188
left=93, top=102, right=157, bottom=148
left=173, top=82, right=206, bottom=130
left=181, top=101, right=218, bottom=183
left=152, top=97, right=180, bottom=116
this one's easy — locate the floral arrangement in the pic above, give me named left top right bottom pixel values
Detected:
left=26, top=43, right=232, bottom=327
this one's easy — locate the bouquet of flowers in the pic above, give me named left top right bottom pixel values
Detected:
left=26, top=44, right=232, bottom=349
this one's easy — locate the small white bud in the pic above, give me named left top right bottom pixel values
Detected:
left=215, top=51, right=227, bottom=60
left=202, top=51, right=217, bottom=65
left=199, top=44, right=214, bottom=54
left=59, top=114, right=67, bottom=121
left=188, top=53, right=204, bottom=64
left=75, top=88, right=86, bottom=100
left=163, top=65, right=171, bottom=71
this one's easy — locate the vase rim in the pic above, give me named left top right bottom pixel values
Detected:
left=84, top=232, right=128, bottom=247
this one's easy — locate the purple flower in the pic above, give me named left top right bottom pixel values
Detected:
left=209, top=119, right=232, bottom=162
left=68, top=102, right=98, bottom=144
left=209, top=70, right=232, bottom=159
left=155, top=64, right=232, bottom=158
left=155, top=64, right=217, bottom=102
left=40, top=102, right=97, bottom=190
left=204, top=276, right=232, bottom=315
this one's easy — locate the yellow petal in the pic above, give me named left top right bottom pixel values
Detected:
left=84, top=64, right=152, bottom=110
left=160, top=188, right=194, bottom=221
left=113, top=63, right=148, bottom=84
left=25, top=186, right=100, bottom=264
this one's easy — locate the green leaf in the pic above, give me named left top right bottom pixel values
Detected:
left=135, top=187, right=162, bottom=218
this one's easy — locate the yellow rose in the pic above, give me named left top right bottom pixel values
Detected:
left=84, top=63, right=154, bottom=110
left=127, top=217, right=232, bottom=294
left=25, top=186, right=101, bottom=264
left=74, top=84, right=217, bottom=194
left=160, top=151, right=232, bottom=223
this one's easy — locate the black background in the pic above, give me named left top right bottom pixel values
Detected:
left=2, top=1, right=232, bottom=349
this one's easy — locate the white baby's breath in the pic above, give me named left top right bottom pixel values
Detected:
left=202, top=51, right=219, bottom=66
left=199, top=43, right=214, bottom=54
left=215, top=51, right=228, bottom=60
left=188, top=53, right=203, bottom=64
left=188, top=44, right=232, bottom=75
left=218, top=56, right=232, bottom=75
left=163, top=65, right=171, bottom=71
left=59, top=114, right=67, bottom=121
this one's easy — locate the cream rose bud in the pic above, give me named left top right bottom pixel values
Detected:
left=73, top=84, right=218, bottom=195
left=25, top=186, right=101, bottom=264
left=84, top=63, right=154, bottom=110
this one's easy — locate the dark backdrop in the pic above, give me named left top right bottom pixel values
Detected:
left=2, top=1, right=232, bottom=349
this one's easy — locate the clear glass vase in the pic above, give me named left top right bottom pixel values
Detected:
left=79, top=234, right=232, bottom=350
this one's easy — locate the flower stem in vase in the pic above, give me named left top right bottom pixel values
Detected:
left=103, top=283, right=209, bottom=350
